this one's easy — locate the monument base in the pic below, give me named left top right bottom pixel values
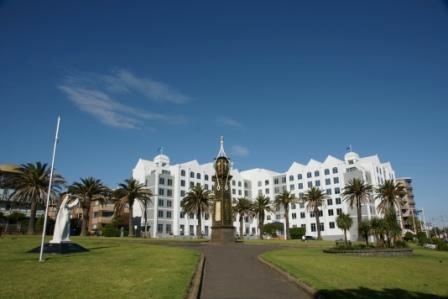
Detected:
left=28, top=242, right=89, bottom=254
left=211, top=226, right=236, bottom=243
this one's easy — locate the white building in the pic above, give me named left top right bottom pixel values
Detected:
left=132, top=148, right=396, bottom=240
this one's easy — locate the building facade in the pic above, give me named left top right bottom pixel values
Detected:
left=132, top=150, right=397, bottom=240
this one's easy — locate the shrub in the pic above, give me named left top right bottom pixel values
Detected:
left=262, top=222, right=283, bottom=237
left=404, top=232, right=415, bottom=242
left=431, top=238, right=448, bottom=251
left=394, top=240, right=409, bottom=248
left=102, top=224, right=120, bottom=237
left=416, top=232, right=428, bottom=245
left=289, top=227, right=306, bottom=239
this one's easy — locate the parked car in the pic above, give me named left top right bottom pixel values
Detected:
left=305, top=235, right=316, bottom=240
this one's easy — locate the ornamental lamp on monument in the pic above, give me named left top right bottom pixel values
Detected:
left=211, top=136, right=236, bottom=243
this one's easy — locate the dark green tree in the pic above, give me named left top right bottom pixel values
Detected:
left=336, top=213, right=353, bottom=246
left=274, top=190, right=297, bottom=240
left=303, top=187, right=327, bottom=240
left=180, top=185, right=212, bottom=238
left=233, top=197, right=253, bottom=238
left=252, top=195, right=271, bottom=240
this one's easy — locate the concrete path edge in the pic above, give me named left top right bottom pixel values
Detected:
left=185, top=253, right=205, bottom=299
left=258, top=255, right=320, bottom=299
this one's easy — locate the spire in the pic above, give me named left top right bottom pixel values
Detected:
left=346, top=144, right=352, bottom=153
left=216, top=136, right=228, bottom=158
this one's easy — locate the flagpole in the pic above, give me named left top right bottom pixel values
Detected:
left=39, top=116, right=61, bottom=262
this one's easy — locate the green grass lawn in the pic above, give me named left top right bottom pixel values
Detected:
left=260, top=241, right=448, bottom=299
left=0, top=236, right=199, bottom=299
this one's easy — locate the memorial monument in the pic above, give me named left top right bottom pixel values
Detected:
left=211, top=137, right=236, bottom=243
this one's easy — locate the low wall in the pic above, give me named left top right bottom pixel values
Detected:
left=323, top=248, right=413, bottom=256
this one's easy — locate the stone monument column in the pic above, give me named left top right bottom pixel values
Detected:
left=211, top=136, right=235, bottom=243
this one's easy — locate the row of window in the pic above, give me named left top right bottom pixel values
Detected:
left=158, top=188, right=173, bottom=197
left=158, top=177, right=173, bottom=186
left=157, top=210, right=173, bottom=219
left=272, top=168, right=340, bottom=185
left=180, top=170, right=211, bottom=181
left=157, top=199, right=172, bottom=207
left=179, top=212, right=210, bottom=220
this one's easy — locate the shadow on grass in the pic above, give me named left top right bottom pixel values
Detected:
left=317, top=287, right=448, bottom=299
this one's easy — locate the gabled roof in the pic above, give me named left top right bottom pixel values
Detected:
left=287, top=162, right=305, bottom=173
left=323, top=155, right=343, bottom=165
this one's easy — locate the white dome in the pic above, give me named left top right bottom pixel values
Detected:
left=344, top=151, right=359, bottom=164
left=153, top=154, right=170, bottom=166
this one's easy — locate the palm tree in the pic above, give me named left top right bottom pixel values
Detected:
left=137, top=193, right=153, bottom=238
left=252, top=195, right=271, bottom=239
left=181, top=185, right=212, bottom=238
left=302, top=187, right=327, bottom=240
left=233, top=197, right=253, bottom=239
left=358, top=220, right=371, bottom=246
left=69, top=177, right=109, bottom=236
left=336, top=213, right=353, bottom=246
left=10, top=162, right=65, bottom=234
left=376, top=180, right=406, bottom=215
left=114, top=178, right=152, bottom=237
left=370, top=217, right=386, bottom=247
left=342, top=178, right=373, bottom=241
left=274, top=190, right=297, bottom=240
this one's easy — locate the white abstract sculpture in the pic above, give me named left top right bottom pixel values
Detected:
left=50, top=194, right=79, bottom=244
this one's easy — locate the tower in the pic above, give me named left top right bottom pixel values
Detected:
left=211, top=136, right=235, bottom=243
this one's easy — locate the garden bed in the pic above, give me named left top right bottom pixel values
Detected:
left=323, top=247, right=413, bottom=256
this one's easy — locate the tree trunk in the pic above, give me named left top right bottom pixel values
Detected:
left=259, top=213, right=264, bottom=240
left=80, top=206, right=89, bottom=236
left=343, top=229, right=347, bottom=246
left=143, top=207, right=148, bottom=238
left=285, top=204, right=290, bottom=240
left=315, top=208, right=322, bottom=240
left=128, top=205, right=134, bottom=237
left=239, top=214, right=244, bottom=239
left=197, top=208, right=202, bottom=239
left=27, top=200, right=37, bottom=235
left=357, top=200, right=363, bottom=241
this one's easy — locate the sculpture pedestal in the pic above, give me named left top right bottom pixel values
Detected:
left=211, top=226, right=235, bottom=243
left=28, top=242, right=89, bottom=254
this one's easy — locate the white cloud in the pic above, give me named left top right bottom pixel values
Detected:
left=216, top=117, right=242, bottom=128
left=59, top=70, right=188, bottom=129
left=231, top=145, right=249, bottom=157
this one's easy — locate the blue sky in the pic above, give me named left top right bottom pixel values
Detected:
left=1, top=1, right=447, bottom=226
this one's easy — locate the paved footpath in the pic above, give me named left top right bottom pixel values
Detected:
left=195, top=243, right=312, bottom=299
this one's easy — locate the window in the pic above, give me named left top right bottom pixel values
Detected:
left=329, top=222, right=335, bottom=229
left=290, top=184, right=295, bottom=190
left=282, top=177, right=287, bottom=183
left=314, top=170, right=320, bottom=177
left=238, top=190, right=242, bottom=195
left=298, top=183, right=303, bottom=189
left=333, top=177, right=339, bottom=184
left=299, top=202, right=304, bottom=209
left=289, top=175, right=294, bottom=181
left=328, top=209, right=334, bottom=216
left=310, top=211, right=315, bottom=217
left=292, top=213, right=297, bottom=219
left=238, top=181, right=242, bottom=187
left=327, top=198, right=333, bottom=206
left=180, top=224, right=185, bottom=235
left=158, top=210, right=164, bottom=218
left=291, top=203, right=296, bottom=209
left=307, top=172, right=312, bottom=178
left=258, top=181, right=262, bottom=187
left=189, top=225, right=194, bottom=236
left=324, top=169, right=330, bottom=175
left=325, top=178, right=331, bottom=185
left=190, top=171, right=194, bottom=178
left=232, top=189, right=236, bottom=195
left=158, top=199, right=164, bottom=206
left=315, top=180, right=321, bottom=187
left=204, top=184, right=209, bottom=190
left=319, top=210, right=323, bottom=217
left=244, top=182, right=248, bottom=188
left=299, top=193, right=304, bottom=200
left=205, top=174, right=209, bottom=181
left=157, top=223, right=163, bottom=233
left=181, top=170, right=186, bottom=176
left=326, top=188, right=332, bottom=195
left=300, top=212, right=305, bottom=219
left=167, top=189, right=173, bottom=197
left=276, top=214, right=281, bottom=220
left=320, top=223, right=324, bottom=231
left=189, top=213, right=194, bottom=219
left=180, top=212, right=185, bottom=218
left=189, top=181, right=194, bottom=188
left=336, top=208, right=342, bottom=215
left=232, top=180, right=236, bottom=186
left=274, top=178, right=279, bottom=184
left=332, top=167, right=338, bottom=174
left=181, top=180, right=185, bottom=187
left=275, top=206, right=280, bottom=211
left=267, top=215, right=271, bottom=220
left=336, top=197, right=341, bottom=204
left=205, top=226, right=209, bottom=235
left=166, top=211, right=172, bottom=219
left=265, top=188, right=270, bottom=194
left=93, top=211, right=100, bottom=218
left=311, top=223, right=316, bottom=232
left=265, top=179, right=269, bottom=185
left=180, top=190, right=185, bottom=197
left=258, top=190, right=263, bottom=196
left=167, top=179, right=173, bottom=186
left=297, top=174, right=302, bottom=180
left=205, top=213, right=209, bottom=220
left=158, top=188, right=164, bottom=196
left=307, top=181, right=313, bottom=188
left=159, top=177, right=165, bottom=185
left=196, top=173, right=201, bottom=179
left=167, top=200, right=172, bottom=207
left=244, top=190, right=249, bottom=196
